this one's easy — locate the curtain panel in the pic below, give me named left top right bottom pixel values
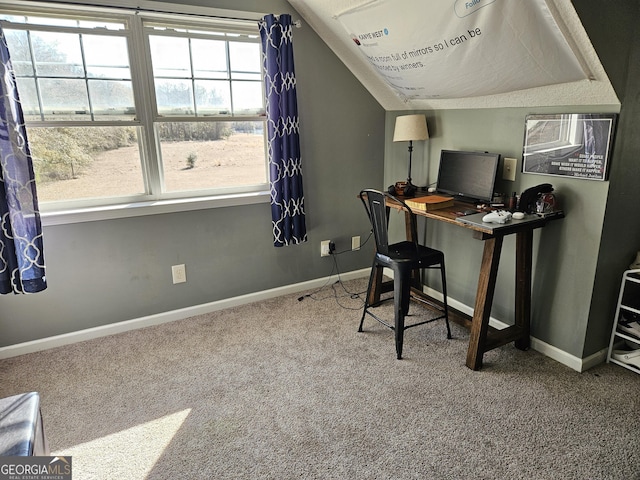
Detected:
left=0, top=27, right=46, bottom=294
left=259, top=14, right=307, bottom=247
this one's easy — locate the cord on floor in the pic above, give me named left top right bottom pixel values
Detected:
left=297, top=232, right=372, bottom=310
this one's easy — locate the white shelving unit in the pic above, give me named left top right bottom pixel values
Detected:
left=607, top=269, right=640, bottom=373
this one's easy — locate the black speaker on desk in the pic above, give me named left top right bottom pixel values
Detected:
left=388, top=181, right=417, bottom=197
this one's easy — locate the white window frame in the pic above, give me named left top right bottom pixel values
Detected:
left=523, top=114, right=582, bottom=155
left=0, top=0, right=271, bottom=226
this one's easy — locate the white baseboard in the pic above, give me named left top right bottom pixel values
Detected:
left=0, top=269, right=371, bottom=360
left=579, top=348, right=609, bottom=372
left=1, top=270, right=603, bottom=372
left=423, top=285, right=599, bottom=372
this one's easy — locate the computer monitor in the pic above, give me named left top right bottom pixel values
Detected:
left=436, top=150, right=501, bottom=204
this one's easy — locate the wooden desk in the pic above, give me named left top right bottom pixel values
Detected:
left=375, top=197, right=560, bottom=370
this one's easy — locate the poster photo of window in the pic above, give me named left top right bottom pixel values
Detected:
left=522, top=113, right=617, bottom=181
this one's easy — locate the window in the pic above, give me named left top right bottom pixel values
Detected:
left=522, top=114, right=582, bottom=155
left=1, top=3, right=268, bottom=213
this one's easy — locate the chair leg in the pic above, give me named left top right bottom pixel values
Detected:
left=359, top=262, right=378, bottom=332
left=401, top=278, right=411, bottom=316
left=440, top=261, right=452, bottom=340
left=395, top=302, right=405, bottom=360
left=394, top=266, right=411, bottom=359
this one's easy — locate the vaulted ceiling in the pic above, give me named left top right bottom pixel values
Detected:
left=287, top=0, right=619, bottom=110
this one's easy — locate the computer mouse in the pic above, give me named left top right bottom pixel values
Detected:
left=512, top=212, right=525, bottom=220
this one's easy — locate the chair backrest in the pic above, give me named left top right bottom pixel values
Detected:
left=360, top=189, right=418, bottom=255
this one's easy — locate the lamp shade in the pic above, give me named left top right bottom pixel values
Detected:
left=393, top=114, right=429, bottom=142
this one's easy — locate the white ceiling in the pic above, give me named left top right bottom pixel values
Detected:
left=287, top=0, right=620, bottom=110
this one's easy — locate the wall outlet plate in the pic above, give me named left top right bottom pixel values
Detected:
left=503, top=157, right=517, bottom=181
left=172, top=264, right=186, bottom=284
left=352, top=236, right=361, bottom=251
left=321, top=240, right=331, bottom=257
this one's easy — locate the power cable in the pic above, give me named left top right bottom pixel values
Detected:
left=297, top=231, right=373, bottom=310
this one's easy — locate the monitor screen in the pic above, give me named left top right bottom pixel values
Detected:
left=436, top=150, right=501, bottom=204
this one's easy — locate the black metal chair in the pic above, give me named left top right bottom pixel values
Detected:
left=359, top=189, right=451, bottom=359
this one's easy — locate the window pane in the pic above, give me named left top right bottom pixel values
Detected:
left=77, top=20, right=125, bottom=30
left=29, top=126, right=145, bottom=202
left=194, top=80, right=231, bottom=115
left=0, top=15, right=27, bottom=23
left=231, top=71, right=261, bottom=81
left=29, top=16, right=79, bottom=28
left=6, top=27, right=134, bottom=121
left=32, top=32, right=84, bottom=77
left=158, top=121, right=266, bottom=192
left=192, top=39, right=227, bottom=79
left=88, top=80, right=135, bottom=118
left=229, top=42, right=260, bottom=75
left=14, top=78, right=40, bottom=120
left=155, top=79, right=194, bottom=115
left=149, top=32, right=263, bottom=118
left=4, top=30, right=34, bottom=76
left=40, top=78, right=89, bottom=118
left=0, top=15, right=125, bottom=30
left=231, top=81, right=264, bottom=115
left=83, top=35, right=131, bottom=79
left=149, top=36, right=190, bottom=78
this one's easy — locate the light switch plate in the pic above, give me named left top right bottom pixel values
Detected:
left=503, top=157, right=517, bottom=181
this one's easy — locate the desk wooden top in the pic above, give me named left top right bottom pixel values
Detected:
left=386, top=196, right=558, bottom=238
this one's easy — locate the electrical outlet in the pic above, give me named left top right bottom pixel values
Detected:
left=172, top=264, right=186, bottom=284
left=503, top=157, right=517, bottom=181
left=352, top=235, right=361, bottom=251
left=321, top=240, right=331, bottom=257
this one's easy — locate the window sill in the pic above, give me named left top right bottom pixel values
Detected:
left=40, top=190, right=270, bottom=226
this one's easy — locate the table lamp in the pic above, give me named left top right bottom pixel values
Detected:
left=392, top=114, right=428, bottom=197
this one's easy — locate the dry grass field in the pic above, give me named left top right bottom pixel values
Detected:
left=36, top=133, right=266, bottom=202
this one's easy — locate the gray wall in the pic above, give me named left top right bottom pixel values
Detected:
left=577, top=0, right=640, bottom=357
left=0, top=0, right=385, bottom=347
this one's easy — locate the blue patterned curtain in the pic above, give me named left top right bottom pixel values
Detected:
left=0, top=27, right=46, bottom=294
left=259, top=14, right=307, bottom=247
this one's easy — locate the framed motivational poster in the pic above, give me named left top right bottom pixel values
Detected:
left=522, top=113, right=617, bottom=181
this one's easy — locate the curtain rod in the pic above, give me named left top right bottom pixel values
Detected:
left=18, top=0, right=301, bottom=27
